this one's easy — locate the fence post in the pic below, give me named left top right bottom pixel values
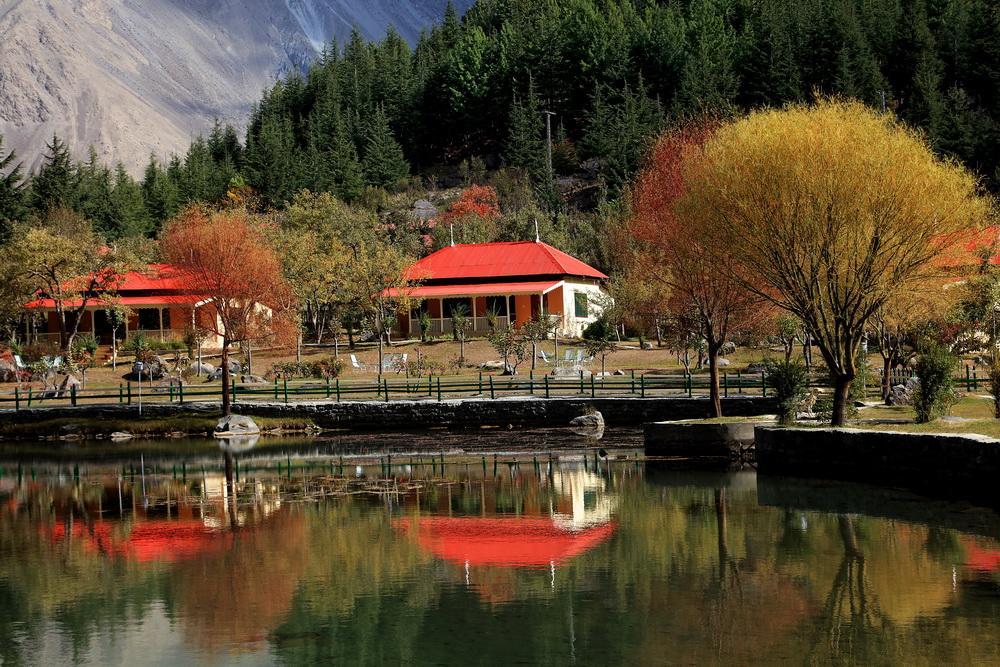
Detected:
left=737, top=370, right=743, bottom=393
left=326, top=377, right=331, bottom=399
left=723, top=372, right=728, bottom=398
left=479, top=372, right=483, bottom=395
left=384, top=378, right=390, bottom=402
left=179, top=382, right=184, bottom=404
left=544, top=375, right=550, bottom=399
left=590, top=374, right=595, bottom=398
left=579, top=370, right=584, bottom=395
left=119, top=384, right=123, bottom=404
left=70, top=385, right=78, bottom=406
left=27, top=388, right=32, bottom=407
left=127, top=382, right=132, bottom=405
left=437, top=377, right=442, bottom=402
left=336, top=378, right=341, bottom=402
left=274, top=378, right=279, bottom=400
left=966, top=365, right=971, bottom=392
left=640, top=375, right=645, bottom=398
left=283, top=378, right=289, bottom=404
left=489, top=375, right=495, bottom=400
left=14, top=387, right=19, bottom=411
left=973, top=367, right=978, bottom=391
left=232, top=379, right=237, bottom=403
left=761, top=371, right=767, bottom=397
left=529, top=370, right=534, bottom=395
left=687, top=373, right=692, bottom=398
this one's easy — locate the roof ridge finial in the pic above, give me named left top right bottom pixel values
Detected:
left=534, top=218, right=541, bottom=243
left=450, top=223, right=455, bottom=247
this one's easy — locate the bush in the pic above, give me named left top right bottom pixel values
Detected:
left=914, top=345, right=957, bottom=423
left=583, top=317, right=614, bottom=341
left=765, top=359, right=810, bottom=425
left=269, top=357, right=344, bottom=380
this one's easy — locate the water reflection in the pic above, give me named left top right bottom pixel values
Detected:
left=0, top=449, right=998, bottom=665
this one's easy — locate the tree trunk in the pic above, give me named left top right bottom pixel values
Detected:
left=831, top=374, right=853, bottom=427
left=333, top=332, right=339, bottom=360
left=460, top=334, right=466, bottom=363
left=708, top=345, right=722, bottom=418
left=881, top=355, right=892, bottom=405
left=221, top=340, right=231, bottom=416
left=296, top=333, right=302, bottom=364
left=803, top=334, right=812, bottom=368
left=377, top=329, right=384, bottom=376
left=347, top=322, right=355, bottom=350
left=531, top=341, right=537, bottom=370
left=655, top=320, right=662, bottom=348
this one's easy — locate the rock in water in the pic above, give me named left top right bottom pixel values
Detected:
left=214, top=415, right=261, bottom=437
left=110, top=432, right=134, bottom=441
left=570, top=412, right=605, bottom=430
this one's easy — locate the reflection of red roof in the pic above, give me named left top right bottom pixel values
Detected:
left=405, top=242, right=608, bottom=282
left=963, top=538, right=1000, bottom=573
left=395, top=516, right=615, bottom=568
left=46, top=519, right=229, bottom=562
left=385, top=280, right=562, bottom=299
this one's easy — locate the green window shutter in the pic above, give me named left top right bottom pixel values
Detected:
left=574, top=292, right=589, bottom=318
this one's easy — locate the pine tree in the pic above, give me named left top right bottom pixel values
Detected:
left=505, top=79, right=546, bottom=180
left=674, top=0, right=740, bottom=114
left=0, top=134, right=25, bottom=242
left=109, top=164, right=151, bottom=238
left=142, top=155, right=180, bottom=225
left=76, top=147, right=115, bottom=236
left=30, top=134, right=75, bottom=213
left=362, top=105, right=409, bottom=189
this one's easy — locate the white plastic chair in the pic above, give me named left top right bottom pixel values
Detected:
left=350, top=354, right=367, bottom=371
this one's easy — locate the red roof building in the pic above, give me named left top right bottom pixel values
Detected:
left=388, top=241, right=609, bottom=338
left=24, top=263, right=222, bottom=347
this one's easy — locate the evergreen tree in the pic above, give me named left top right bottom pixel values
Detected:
left=505, top=79, right=546, bottom=180
left=361, top=105, right=409, bottom=189
left=109, top=164, right=151, bottom=238
left=76, top=147, right=115, bottom=236
left=142, top=155, right=180, bottom=225
left=30, top=134, right=75, bottom=213
left=0, top=134, right=25, bottom=242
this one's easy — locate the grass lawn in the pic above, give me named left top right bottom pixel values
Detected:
left=849, top=395, right=1000, bottom=438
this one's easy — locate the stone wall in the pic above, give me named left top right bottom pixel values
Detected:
left=755, top=426, right=1000, bottom=489
left=644, top=421, right=758, bottom=459
left=0, top=396, right=777, bottom=430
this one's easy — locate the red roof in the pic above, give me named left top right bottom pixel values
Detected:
left=395, top=516, right=615, bottom=568
left=25, top=294, right=208, bottom=309
left=24, top=263, right=201, bottom=310
left=405, top=242, right=608, bottom=282
left=385, top=280, right=562, bottom=299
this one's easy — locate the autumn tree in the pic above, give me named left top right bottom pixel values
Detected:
left=0, top=208, right=129, bottom=354
left=162, top=207, right=296, bottom=415
left=685, top=100, right=992, bottom=425
left=431, top=185, right=501, bottom=248
left=630, top=123, right=771, bottom=417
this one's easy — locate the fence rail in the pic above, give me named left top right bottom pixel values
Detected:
left=0, top=365, right=984, bottom=412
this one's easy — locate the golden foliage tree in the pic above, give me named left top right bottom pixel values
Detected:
left=683, top=100, right=992, bottom=425
left=162, top=207, right=297, bottom=415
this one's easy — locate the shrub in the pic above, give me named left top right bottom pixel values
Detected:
left=583, top=317, right=614, bottom=341
left=914, top=345, right=957, bottom=423
left=765, top=359, right=810, bottom=425
left=269, top=357, right=344, bottom=380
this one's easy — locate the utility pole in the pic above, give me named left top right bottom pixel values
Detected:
left=542, top=110, right=556, bottom=183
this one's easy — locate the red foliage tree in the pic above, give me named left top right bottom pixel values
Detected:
left=162, top=207, right=297, bottom=415
left=442, top=185, right=501, bottom=223
left=630, top=124, right=773, bottom=417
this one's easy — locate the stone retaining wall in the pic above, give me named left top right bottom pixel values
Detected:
left=644, top=421, right=758, bottom=459
left=755, top=426, right=1000, bottom=489
left=0, top=396, right=777, bottom=430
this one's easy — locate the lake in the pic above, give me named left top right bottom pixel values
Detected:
left=0, top=429, right=998, bottom=665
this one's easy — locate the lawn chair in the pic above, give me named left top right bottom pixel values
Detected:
left=13, top=355, right=26, bottom=370
left=538, top=349, right=550, bottom=365
left=381, top=354, right=399, bottom=373
left=350, top=354, right=368, bottom=372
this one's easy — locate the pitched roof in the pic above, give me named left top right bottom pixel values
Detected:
left=405, top=241, right=608, bottom=282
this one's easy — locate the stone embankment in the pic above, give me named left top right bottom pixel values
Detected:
left=1, top=396, right=777, bottom=430
left=755, top=426, right=1000, bottom=490
left=644, top=421, right=759, bottom=461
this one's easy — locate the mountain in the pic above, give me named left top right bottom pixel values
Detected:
left=0, top=0, right=469, bottom=174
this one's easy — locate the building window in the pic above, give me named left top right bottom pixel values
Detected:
left=137, top=308, right=160, bottom=330
left=574, top=292, right=589, bottom=318
left=443, top=298, right=472, bottom=318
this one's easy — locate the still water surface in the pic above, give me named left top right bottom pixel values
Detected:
left=0, top=430, right=999, bottom=665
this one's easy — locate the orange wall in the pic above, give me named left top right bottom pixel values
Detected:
left=427, top=299, right=442, bottom=318
left=514, top=295, right=533, bottom=327
left=546, top=287, right=563, bottom=314
left=474, top=297, right=488, bottom=316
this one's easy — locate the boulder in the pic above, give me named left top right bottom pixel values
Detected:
left=226, top=359, right=242, bottom=374
left=570, top=411, right=605, bottom=430
left=190, top=361, right=215, bottom=375
left=110, top=432, right=134, bottom=441
left=480, top=360, right=506, bottom=372
left=716, top=358, right=731, bottom=368
left=214, top=415, right=260, bottom=437
left=0, top=358, right=16, bottom=381
left=125, top=360, right=163, bottom=382
left=640, top=341, right=653, bottom=350
left=240, top=374, right=267, bottom=385
left=552, top=367, right=592, bottom=378
left=889, top=377, right=920, bottom=406
left=57, top=374, right=82, bottom=398
left=745, top=363, right=768, bottom=374
left=613, top=369, right=627, bottom=376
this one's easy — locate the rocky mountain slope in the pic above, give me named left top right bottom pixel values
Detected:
left=0, top=0, right=467, bottom=173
